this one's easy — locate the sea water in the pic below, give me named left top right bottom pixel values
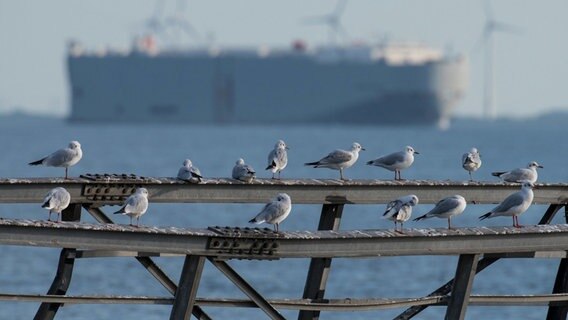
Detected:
left=0, top=116, right=566, bottom=319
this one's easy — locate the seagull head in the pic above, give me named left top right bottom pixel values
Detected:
left=275, top=140, right=289, bottom=150
left=236, top=158, right=245, bottom=165
left=183, top=159, right=193, bottom=167
left=470, top=147, right=479, bottom=155
left=136, top=188, right=149, bottom=197
left=409, top=195, right=419, bottom=206
left=521, top=181, right=535, bottom=189
left=406, top=146, right=419, bottom=154
left=352, top=142, right=365, bottom=151
left=69, top=141, right=81, bottom=149
left=528, top=161, right=543, bottom=169
left=275, top=193, right=291, bottom=204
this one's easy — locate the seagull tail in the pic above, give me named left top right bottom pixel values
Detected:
left=41, top=199, right=51, bottom=208
left=366, top=160, right=374, bottom=165
left=29, top=157, right=46, bottom=166
left=191, top=172, right=203, bottom=182
left=479, top=212, right=492, bottom=221
left=265, top=161, right=276, bottom=171
left=304, top=161, right=319, bottom=167
left=413, top=214, right=428, bottom=222
left=492, top=171, right=505, bottom=177
left=249, top=217, right=263, bottom=224
left=114, top=206, right=126, bottom=215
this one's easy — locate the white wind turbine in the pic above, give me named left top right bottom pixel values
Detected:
left=476, top=0, right=522, bottom=120
left=302, top=0, right=350, bottom=45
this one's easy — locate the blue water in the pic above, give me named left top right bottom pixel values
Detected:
left=0, top=116, right=566, bottom=319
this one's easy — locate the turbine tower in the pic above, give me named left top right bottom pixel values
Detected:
left=478, top=0, right=521, bottom=120
left=302, top=0, right=349, bottom=45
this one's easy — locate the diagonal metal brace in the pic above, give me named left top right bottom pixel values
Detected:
left=208, top=258, right=285, bottom=320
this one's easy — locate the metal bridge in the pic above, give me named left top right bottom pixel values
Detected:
left=0, top=176, right=567, bottom=320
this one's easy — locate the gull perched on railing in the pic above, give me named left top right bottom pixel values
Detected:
left=492, top=161, right=542, bottom=183
left=382, top=194, right=419, bottom=233
left=414, top=195, right=466, bottom=229
left=177, top=159, right=203, bottom=183
left=305, top=142, right=364, bottom=180
left=462, top=147, right=482, bottom=181
left=29, top=141, right=83, bottom=179
left=367, top=146, right=418, bottom=180
left=249, top=193, right=292, bottom=232
left=479, top=182, right=534, bottom=228
left=232, top=158, right=256, bottom=183
left=41, top=187, right=71, bottom=222
left=266, top=140, right=289, bottom=179
left=114, top=188, right=149, bottom=227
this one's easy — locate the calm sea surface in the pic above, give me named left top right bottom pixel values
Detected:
left=0, top=116, right=566, bottom=319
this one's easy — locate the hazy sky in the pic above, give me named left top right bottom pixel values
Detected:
left=1, top=0, right=567, bottom=118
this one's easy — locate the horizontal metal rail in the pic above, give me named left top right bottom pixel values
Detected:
left=0, top=178, right=566, bottom=204
left=2, top=294, right=568, bottom=310
left=2, top=219, right=568, bottom=258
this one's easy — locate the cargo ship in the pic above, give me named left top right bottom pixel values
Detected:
left=67, top=37, right=468, bottom=128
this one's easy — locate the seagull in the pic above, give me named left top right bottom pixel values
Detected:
left=479, top=182, right=534, bottom=228
left=305, top=142, right=365, bottom=180
left=413, top=195, right=466, bottom=229
left=492, top=161, right=543, bottom=183
left=41, top=187, right=71, bottom=222
left=383, top=194, right=419, bottom=233
left=462, top=147, right=482, bottom=181
left=366, top=146, right=418, bottom=180
left=113, top=188, right=149, bottom=227
left=177, top=159, right=203, bottom=183
left=232, top=158, right=256, bottom=183
left=29, top=141, right=83, bottom=179
left=266, top=140, right=289, bottom=179
left=249, top=193, right=292, bottom=232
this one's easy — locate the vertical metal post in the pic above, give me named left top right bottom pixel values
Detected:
left=299, top=203, right=344, bottom=320
left=34, top=203, right=82, bottom=320
left=171, top=256, right=206, bottom=320
left=445, top=254, right=479, bottom=320
left=395, top=203, right=564, bottom=320
left=547, top=205, right=568, bottom=320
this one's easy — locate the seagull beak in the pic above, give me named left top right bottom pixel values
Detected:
left=414, top=151, right=420, bottom=154
left=538, top=165, right=544, bottom=168
left=361, top=148, right=366, bottom=151
left=286, top=146, right=290, bottom=150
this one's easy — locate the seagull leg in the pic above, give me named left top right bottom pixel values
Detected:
left=469, top=171, right=473, bottom=181
left=129, top=216, right=133, bottom=226
left=57, top=212, right=61, bottom=223
left=137, top=217, right=140, bottom=227
left=278, top=171, right=281, bottom=180
left=65, top=167, right=68, bottom=179
left=340, top=169, right=345, bottom=180
left=447, top=218, right=452, bottom=230
left=48, top=210, right=52, bottom=221
left=271, top=172, right=275, bottom=179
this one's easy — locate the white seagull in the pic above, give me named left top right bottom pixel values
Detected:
left=492, top=161, right=543, bottom=183
left=114, top=188, right=149, bottom=227
left=479, top=182, right=534, bottom=228
left=413, top=195, right=467, bottom=229
left=29, top=141, right=83, bottom=179
left=367, top=146, right=418, bottom=180
left=265, top=140, right=289, bottom=179
left=462, top=147, right=482, bottom=181
left=232, top=158, right=256, bottom=183
left=41, top=187, right=71, bottom=222
left=305, top=142, right=365, bottom=180
left=177, top=159, right=203, bottom=183
left=249, top=193, right=292, bottom=232
left=382, top=194, right=419, bottom=233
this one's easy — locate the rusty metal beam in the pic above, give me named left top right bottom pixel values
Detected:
left=1, top=178, right=567, bottom=205
left=171, top=255, right=206, bottom=320
left=445, top=254, right=479, bottom=320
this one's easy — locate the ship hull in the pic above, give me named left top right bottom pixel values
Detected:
left=67, top=53, right=467, bottom=126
